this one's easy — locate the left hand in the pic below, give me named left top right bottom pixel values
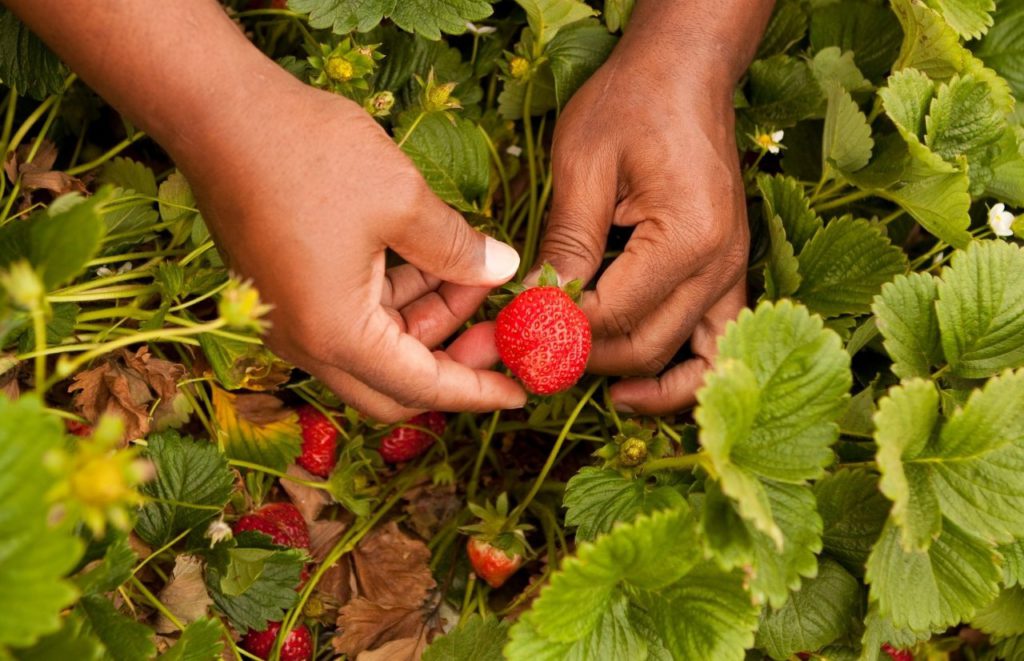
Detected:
left=534, top=30, right=751, bottom=415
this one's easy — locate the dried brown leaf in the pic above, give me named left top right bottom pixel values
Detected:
left=0, top=354, right=19, bottom=400
left=155, top=555, right=212, bottom=633
left=281, top=464, right=330, bottom=523
left=333, top=599, right=424, bottom=657
left=402, top=482, right=460, bottom=540
left=309, top=519, right=347, bottom=563
left=4, top=141, right=85, bottom=196
left=233, top=392, right=293, bottom=425
left=356, top=628, right=429, bottom=661
left=317, top=561, right=354, bottom=612
left=351, top=522, right=435, bottom=608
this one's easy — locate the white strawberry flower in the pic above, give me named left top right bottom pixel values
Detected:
left=465, top=22, right=496, bottom=36
left=988, top=203, right=1016, bottom=237
left=506, top=145, right=523, bottom=157
left=205, top=518, right=233, bottom=547
left=755, top=129, right=785, bottom=154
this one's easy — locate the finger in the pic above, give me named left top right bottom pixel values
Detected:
left=383, top=192, right=520, bottom=287
left=442, top=322, right=501, bottom=369
left=307, top=362, right=423, bottom=424
left=609, top=281, right=746, bottom=414
left=342, top=307, right=526, bottom=412
left=396, top=282, right=491, bottom=348
left=586, top=273, right=729, bottom=376
left=383, top=264, right=441, bottom=310
left=530, top=141, right=617, bottom=285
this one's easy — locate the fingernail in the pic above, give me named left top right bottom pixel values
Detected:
left=484, top=237, right=520, bottom=281
left=615, top=402, right=635, bottom=414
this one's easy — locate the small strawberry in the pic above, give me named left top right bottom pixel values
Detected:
left=467, top=537, right=523, bottom=589
left=461, top=493, right=531, bottom=589
left=495, top=265, right=590, bottom=395
left=66, top=419, right=93, bottom=437
left=881, top=644, right=913, bottom=661
left=234, top=502, right=310, bottom=549
left=241, top=621, right=312, bottom=661
left=379, top=411, right=446, bottom=463
left=296, top=405, right=339, bottom=477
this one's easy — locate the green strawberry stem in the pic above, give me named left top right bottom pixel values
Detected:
left=642, top=453, right=710, bottom=473
left=227, top=459, right=330, bottom=490
left=509, top=379, right=601, bottom=523
left=129, top=575, right=184, bottom=631
left=467, top=410, right=500, bottom=503
left=64, top=131, right=146, bottom=176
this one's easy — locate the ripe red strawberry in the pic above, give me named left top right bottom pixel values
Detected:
left=882, top=644, right=913, bottom=661
left=495, top=279, right=591, bottom=395
left=379, top=411, right=445, bottom=463
left=241, top=621, right=312, bottom=661
left=66, top=420, right=93, bottom=437
left=467, top=537, right=523, bottom=589
left=234, top=502, right=310, bottom=549
left=296, top=405, right=339, bottom=477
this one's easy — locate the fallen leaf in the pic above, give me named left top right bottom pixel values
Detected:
left=281, top=464, right=330, bottom=522
left=317, top=561, right=354, bottom=612
left=68, top=347, right=188, bottom=441
left=350, top=522, right=435, bottom=608
left=3, top=141, right=85, bottom=201
left=0, top=354, right=19, bottom=400
left=309, top=519, right=348, bottom=563
left=156, top=555, right=213, bottom=633
left=333, top=599, right=424, bottom=657
left=402, top=481, right=460, bottom=540
left=233, top=391, right=293, bottom=425
left=356, top=627, right=429, bottom=661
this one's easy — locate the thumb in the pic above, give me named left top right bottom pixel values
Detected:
left=387, top=193, right=520, bottom=287
left=530, top=155, right=617, bottom=286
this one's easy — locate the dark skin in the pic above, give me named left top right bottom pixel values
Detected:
left=3, top=0, right=774, bottom=420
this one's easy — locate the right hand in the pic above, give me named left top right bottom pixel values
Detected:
left=182, top=80, right=526, bottom=422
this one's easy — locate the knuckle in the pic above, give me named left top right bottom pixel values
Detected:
left=541, top=222, right=603, bottom=270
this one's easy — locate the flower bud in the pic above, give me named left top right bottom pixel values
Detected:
left=509, top=56, right=530, bottom=80
left=325, top=56, right=355, bottom=82
left=619, top=437, right=648, bottom=467
left=365, top=91, right=395, bottom=117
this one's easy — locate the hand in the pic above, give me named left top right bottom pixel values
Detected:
left=183, top=80, right=526, bottom=421
left=535, top=23, right=753, bottom=415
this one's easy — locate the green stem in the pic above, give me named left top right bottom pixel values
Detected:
left=396, top=111, right=426, bottom=149
left=467, top=410, right=500, bottom=503
left=519, top=78, right=540, bottom=278
left=643, top=453, right=709, bottom=473
left=0, top=89, right=16, bottom=155
left=813, top=189, right=872, bottom=213
left=67, top=132, right=147, bottom=176
left=511, top=380, right=601, bottom=522
left=227, top=459, right=329, bottom=490
left=133, top=527, right=193, bottom=576
left=129, top=575, right=183, bottom=631
left=478, top=125, right=514, bottom=234
left=31, top=304, right=48, bottom=396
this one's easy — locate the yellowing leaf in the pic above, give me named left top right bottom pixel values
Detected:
left=210, top=386, right=300, bottom=471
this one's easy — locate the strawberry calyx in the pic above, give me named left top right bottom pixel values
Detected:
left=594, top=421, right=669, bottom=475
left=460, top=492, right=532, bottom=559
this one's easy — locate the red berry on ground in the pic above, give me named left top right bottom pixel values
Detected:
left=882, top=644, right=913, bottom=661
left=233, top=502, right=310, bottom=549
left=495, top=286, right=591, bottom=395
left=467, top=536, right=523, bottom=589
left=241, top=621, right=312, bottom=661
left=296, top=405, right=339, bottom=478
left=66, top=420, right=93, bottom=437
left=379, top=411, right=445, bottom=463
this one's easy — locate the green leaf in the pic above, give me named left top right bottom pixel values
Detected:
left=985, top=129, right=1024, bottom=206
left=873, top=272, right=943, bottom=379
left=809, top=0, right=902, bottom=80
left=936, top=240, right=1024, bottom=378
left=756, top=559, right=861, bottom=660
left=390, top=0, right=493, bottom=40
left=159, top=618, right=225, bottom=661
left=1002, top=539, right=1024, bottom=587
left=136, top=431, right=234, bottom=548
left=75, top=535, right=136, bottom=596
left=757, top=174, right=823, bottom=253
left=866, top=519, right=1001, bottom=630
left=822, top=82, right=873, bottom=173
left=29, top=191, right=109, bottom=289
left=972, top=586, right=1024, bottom=636
left=925, top=0, right=995, bottom=40
left=880, top=68, right=936, bottom=141
left=506, top=593, right=646, bottom=661
left=811, top=47, right=872, bottom=95
left=762, top=214, right=801, bottom=300
left=12, top=612, right=105, bottom=661
left=98, top=158, right=157, bottom=198
left=398, top=113, right=489, bottom=211
left=157, top=171, right=198, bottom=223
left=546, top=19, right=617, bottom=108
left=562, top=467, right=685, bottom=542
left=198, top=333, right=289, bottom=392
left=78, top=595, right=156, bottom=661
left=814, top=469, right=888, bottom=575
left=973, top=1, right=1024, bottom=98
left=697, top=301, right=849, bottom=544
left=892, top=0, right=969, bottom=78
left=514, top=0, right=596, bottom=48
left=205, top=546, right=304, bottom=631
left=758, top=0, right=808, bottom=59
left=288, top=0, right=396, bottom=34
left=860, top=604, right=936, bottom=659
left=874, top=380, right=943, bottom=551
left=0, top=397, right=82, bottom=649
left=747, top=54, right=824, bottom=128
left=423, top=615, right=508, bottom=661
left=925, top=74, right=1005, bottom=163
left=602, top=0, right=634, bottom=33
left=633, top=562, right=760, bottom=660
left=526, top=507, right=700, bottom=642
left=796, top=218, right=907, bottom=318
left=0, top=9, right=67, bottom=100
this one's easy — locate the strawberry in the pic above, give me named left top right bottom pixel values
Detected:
left=379, top=411, right=445, bottom=463
left=241, top=621, right=312, bottom=661
left=467, top=537, right=523, bottom=589
left=66, top=420, right=93, bottom=437
left=881, top=644, right=913, bottom=661
left=461, top=493, right=531, bottom=589
left=234, top=502, right=310, bottom=549
left=495, top=266, right=590, bottom=395
left=296, top=405, right=339, bottom=477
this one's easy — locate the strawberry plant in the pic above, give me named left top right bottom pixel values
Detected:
left=2, top=0, right=1024, bottom=660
